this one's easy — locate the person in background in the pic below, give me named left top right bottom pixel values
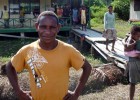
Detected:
left=5, top=11, right=105, bottom=100
left=103, top=5, right=117, bottom=52
left=57, top=5, right=64, bottom=26
left=63, top=4, right=71, bottom=25
left=122, top=26, right=140, bottom=100
left=1, top=5, right=9, bottom=28
left=79, top=5, right=87, bottom=31
left=47, top=4, right=55, bottom=12
left=72, top=7, right=78, bottom=27
left=63, top=4, right=71, bottom=17
left=19, top=6, right=25, bottom=27
left=33, top=8, right=40, bottom=18
left=57, top=5, right=63, bottom=17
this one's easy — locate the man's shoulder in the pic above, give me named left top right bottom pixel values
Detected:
left=58, top=40, right=74, bottom=50
left=105, top=12, right=109, bottom=15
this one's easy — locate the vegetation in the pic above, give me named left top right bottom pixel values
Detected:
left=112, top=0, right=130, bottom=20
left=87, top=0, right=130, bottom=38
left=91, top=19, right=132, bottom=38
left=0, top=38, right=103, bottom=66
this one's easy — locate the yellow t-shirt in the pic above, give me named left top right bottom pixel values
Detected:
left=81, top=9, right=86, bottom=18
left=11, top=40, right=85, bottom=100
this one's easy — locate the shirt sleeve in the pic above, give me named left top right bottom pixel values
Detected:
left=69, top=46, right=85, bottom=70
left=11, top=47, right=26, bottom=72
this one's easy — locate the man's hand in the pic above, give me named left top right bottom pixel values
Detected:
left=17, top=90, right=33, bottom=100
left=63, top=90, right=78, bottom=100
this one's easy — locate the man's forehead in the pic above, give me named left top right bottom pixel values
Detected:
left=39, top=15, right=57, bottom=23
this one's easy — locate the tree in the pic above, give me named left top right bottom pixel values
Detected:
left=111, top=0, right=130, bottom=20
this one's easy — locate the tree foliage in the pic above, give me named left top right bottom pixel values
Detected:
left=111, top=0, right=130, bottom=20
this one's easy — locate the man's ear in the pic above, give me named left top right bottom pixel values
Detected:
left=35, top=22, right=39, bottom=31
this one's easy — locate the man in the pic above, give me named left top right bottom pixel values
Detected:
left=79, top=5, right=86, bottom=31
left=103, top=5, right=117, bottom=51
left=19, top=6, right=25, bottom=27
left=1, top=5, right=9, bottom=28
left=6, top=11, right=92, bottom=100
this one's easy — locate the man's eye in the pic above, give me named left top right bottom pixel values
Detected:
left=51, top=26, right=56, bottom=28
left=40, top=26, right=46, bottom=29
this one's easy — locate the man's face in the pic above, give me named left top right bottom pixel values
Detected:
left=35, top=15, right=60, bottom=44
left=108, top=7, right=113, bottom=12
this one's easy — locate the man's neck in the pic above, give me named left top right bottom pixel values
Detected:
left=109, top=11, right=112, bottom=14
left=38, top=40, right=58, bottom=51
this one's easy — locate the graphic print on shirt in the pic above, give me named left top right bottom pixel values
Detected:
left=27, top=47, right=48, bottom=88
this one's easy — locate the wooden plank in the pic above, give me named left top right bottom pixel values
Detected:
left=71, top=28, right=128, bottom=66
left=95, top=42, right=128, bottom=62
left=0, top=26, right=71, bottom=33
left=91, top=44, right=108, bottom=60
left=0, top=34, right=37, bottom=39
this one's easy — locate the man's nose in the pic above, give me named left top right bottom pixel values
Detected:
left=44, top=28, right=51, bottom=34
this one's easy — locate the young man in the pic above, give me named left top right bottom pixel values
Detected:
left=80, top=5, right=87, bottom=31
left=6, top=11, right=92, bottom=100
left=19, top=6, right=25, bottom=27
left=1, top=5, right=9, bottom=28
left=103, top=5, right=117, bottom=51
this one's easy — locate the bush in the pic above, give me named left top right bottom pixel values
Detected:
left=90, top=6, right=107, bottom=25
left=111, top=0, right=130, bottom=20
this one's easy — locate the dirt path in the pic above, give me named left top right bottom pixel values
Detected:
left=79, top=83, right=140, bottom=100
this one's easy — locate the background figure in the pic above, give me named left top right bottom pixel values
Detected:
left=47, top=6, right=55, bottom=12
left=19, top=6, right=25, bottom=27
left=33, top=8, right=40, bottom=18
left=63, top=4, right=71, bottom=17
left=57, top=6, right=64, bottom=26
left=63, top=4, right=71, bottom=25
left=72, top=8, right=78, bottom=27
left=57, top=5, right=63, bottom=17
left=80, top=5, right=86, bottom=31
left=122, top=26, right=140, bottom=100
left=103, top=5, right=117, bottom=52
left=1, top=5, right=9, bottom=28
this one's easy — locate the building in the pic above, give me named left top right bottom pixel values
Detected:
left=129, top=0, right=140, bottom=22
left=0, top=0, right=82, bottom=34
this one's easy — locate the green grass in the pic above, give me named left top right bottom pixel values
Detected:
left=0, top=39, right=36, bottom=63
left=0, top=57, right=10, bottom=63
left=91, top=19, right=133, bottom=38
left=84, top=54, right=103, bottom=67
left=0, top=39, right=103, bottom=66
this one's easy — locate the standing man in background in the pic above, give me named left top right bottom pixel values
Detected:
left=103, top=5, right=117, bottom=52
left=80, top=5, right=87, bottom=31
left=1, top=5, right=9, bottom=28
left=19, top=6, right=25, bottom=27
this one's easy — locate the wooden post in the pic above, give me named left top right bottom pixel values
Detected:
left=45, top=0, right=46, bottom=10
left=20, top=32, right=25, bottom=44
left=88, top=0, right=91, bottom=28
left=20, top=32, right=25, bottom=37
left=90, top=45, right=95, bottom=56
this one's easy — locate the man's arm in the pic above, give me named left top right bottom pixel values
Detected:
left=63, top=59, right=92, bottom=100
left=6, top=61, right=32, bottom=100
left=104, top=13, right=107, bottom=29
